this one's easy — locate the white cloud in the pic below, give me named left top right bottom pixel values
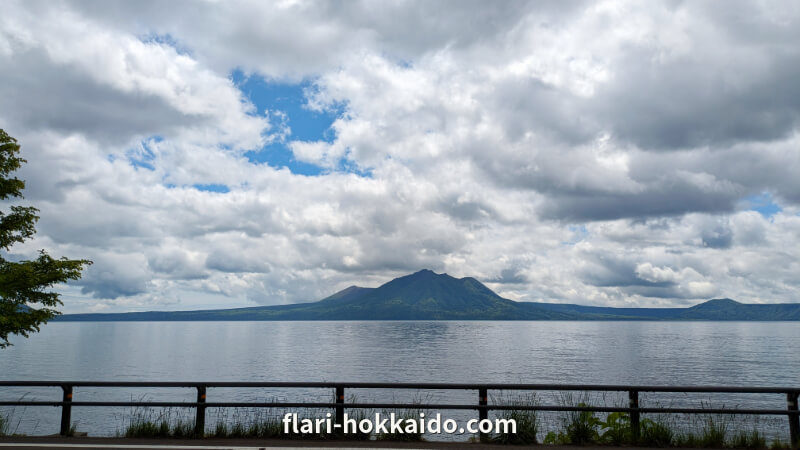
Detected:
left=2, top=0, right=800, bottom=312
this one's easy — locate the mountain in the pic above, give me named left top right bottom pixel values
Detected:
left=305, top=269, right=572, bottom=319
left=526, top=298, right=800, bottom=320
left=675, top=298, right=800, bottom=320
left=55, top=270, right=800, bottom=321
left=56, top=270, right=572, bottom=321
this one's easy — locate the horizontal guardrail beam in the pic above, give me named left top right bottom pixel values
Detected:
left=0, top=380, right=798, bottom=393
left=0, top=400, right=798, bottom=416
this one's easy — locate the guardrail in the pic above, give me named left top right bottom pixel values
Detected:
left=1, top=381, right=798, bottom=445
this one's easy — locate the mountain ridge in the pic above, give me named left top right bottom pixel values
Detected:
left=54, top=269, right=800, bottom=321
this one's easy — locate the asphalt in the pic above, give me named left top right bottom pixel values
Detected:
left=0, top=436, right=531, bottom=449
left=0, top=436, right=657, bottom=450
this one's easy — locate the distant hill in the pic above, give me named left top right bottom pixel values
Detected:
left=55, top=269, right=800, bottom=321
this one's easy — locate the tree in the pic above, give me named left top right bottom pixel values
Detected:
left=0, top=129, right=91, bottom=348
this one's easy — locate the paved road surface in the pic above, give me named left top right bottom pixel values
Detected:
left=0, top=437, right=666, bottom=450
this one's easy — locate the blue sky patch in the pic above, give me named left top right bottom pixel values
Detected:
left=232, top=70, right=345, bottom=176
left=744, top=192, right=782, bottom=218
left=193, top=183, right=230, bottom=193
left=140, top=33, right=193, bottom=56
left=245, top=142, right=325, bottom=176
left=126, top=137, right=161, bottom=171
left=337, top=152, right=373, bottom=178
left=562, top=224, right=589, bottom=245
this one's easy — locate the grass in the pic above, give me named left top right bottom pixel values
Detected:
left=371, top=393, right=424, bottom=442
left=731, top=428, right=767, bottom=449
left=599, top=411, right=633, bottom=445
left=106, top=392, right=792, bottom=447
left=209, top=418, right=282, bottom=439
left=544, top=393, right=603, bottom=445
left=0, top=397, right=34, bottom=437
left=374, top=409, right=424, bottom=442
left=769, top=439, right=790, bottom=449
left=121, top=407, right=199, bottom=438
left=120, top=400, right=374, bottom=441
left=491, top=393, right=539, bottom=445
left=640, top=418, right=675, bottom=447
left=700, top=416, right=730, bottom=448
left=108, top=408, right=799, bottom=448
left=337, top=406, right=373, bottom=441
left=535, top=393, right=782, bottom=449
left=672, top=415, right=745, bottom=449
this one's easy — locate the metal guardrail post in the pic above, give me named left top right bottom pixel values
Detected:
left=479, top=387, right=488, bottom=442
left=629, top=390, right=640, bottom=442
left=788, top=392, right=799, bottom=448
left=335, top=385, right=345, bottom=425
left=195, top=386, right=206, bottom=437
left=59, top=385, right=73, bottom=436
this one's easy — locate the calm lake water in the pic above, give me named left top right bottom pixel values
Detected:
left=1, top=321, right=799, bottom=439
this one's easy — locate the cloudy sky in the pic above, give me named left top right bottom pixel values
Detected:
left=2, top=0, right=800, bottom=313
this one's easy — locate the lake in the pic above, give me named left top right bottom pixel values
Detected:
left=1, top=321, right=799, bottom=439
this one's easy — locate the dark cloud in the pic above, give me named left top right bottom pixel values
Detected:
left=701, top=225, right=733, bottom=249
left=581, top=256, right=672, bottom=289
left=435, top=194, right=495, bottom=223
left=0, top=48, right=198, bottom=146
left=77, top=254, right=152, bottom=299
left=538, top=183, right=741, bottom=222
left=490, top=267, right=528, bottom=284
left=596, top=51, right=800, bottom=151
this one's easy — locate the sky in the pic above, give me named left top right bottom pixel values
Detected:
left=1, top=0, right=800, bottom=313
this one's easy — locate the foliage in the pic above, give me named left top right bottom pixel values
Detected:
left=333, top=394, right=371, bottom=441
left=731, top=428, right=767, bottom=449
left=125, top=419, right=172, bottom=438
left=640, top=417, right=675, bottom=447
left=0, top=129, right=91, bottom=348
left=564, top=405, right=602, bottom=444
left=491, top=394, right=539, bottom=445
left=492, top=409, right=538, bottom=445
left=122, top=407, right=197, bottom=438
left=769, top=439, right=790, bottom=449
left=597, top=411, right=633, bottom=445
left=699, top=416, right=730, bottom=448
left=209, top=406, right=284, bottom=439
left=544, top=402, right=602, bottom=445
left=168, top=420, right=195, bottom=438
left=673, top=416, right=731, bottom=448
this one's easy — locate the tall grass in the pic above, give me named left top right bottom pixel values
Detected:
left=339, top=406, right=374, bottom=441
left=544, top=392, right=603, bottom=445
left=371, top=392, right=424, bottom=442
left=0, top=396, right=32, bottom=437
left=670, top=415, right=770, bottom=449
left=109, top=391, right=788, bottom=447
left=491, top=393, right=539, bottom=445
left=209, top=417, right=282, bottom=439
left=640, top=417, right=675, bottom=447
left=731, top=428, right=767, bottom=449
left=120, top=406, right=197, bottom=438
left=374, top=409, right=424, bottom=442
left=535, top=392, right=778, bottom=449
